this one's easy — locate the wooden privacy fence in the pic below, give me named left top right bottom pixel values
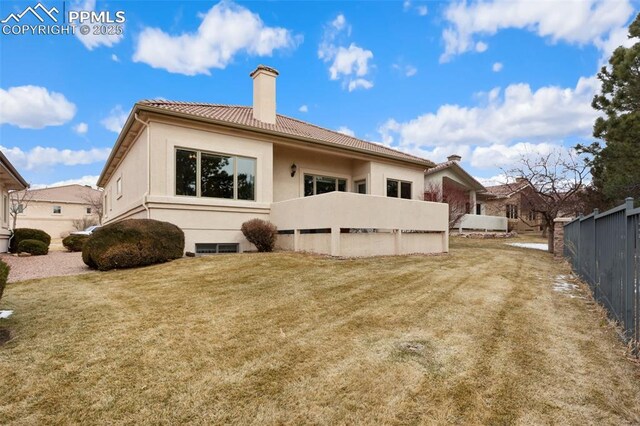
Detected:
left=563, top=198, right=640, bottom=347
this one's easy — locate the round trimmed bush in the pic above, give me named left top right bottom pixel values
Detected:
left=17, top=239, right=49, bottom=256
left=62, top=234, right=89, bottom=252
left=82, top=219, right=185, bottom=271
left=10, top=228, right=51, bottom=253
left=0, top=260, right=10, bottom=304
left=241, top=218, right=277, bottom=252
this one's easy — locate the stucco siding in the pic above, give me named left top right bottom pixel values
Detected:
left=16, top=201, right=98, bottom=238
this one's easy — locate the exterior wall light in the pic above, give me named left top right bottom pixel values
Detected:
left=291, top=163, right=297, bottom=177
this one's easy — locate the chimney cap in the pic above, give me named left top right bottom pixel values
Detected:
left=447, top=154, right=462, bottom=162
left=250, top=65, right=279, bottom=78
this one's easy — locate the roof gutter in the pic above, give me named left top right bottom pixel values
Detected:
left=0, top=151, right=28, bottom=189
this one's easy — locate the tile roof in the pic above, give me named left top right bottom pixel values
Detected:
left=14, top=184, right=101, bottom=204
left=424, top=160, right=486, bottom=191
left=484, top=182, right=529, bottom=198
left=138, top=100, right=434, bottom=166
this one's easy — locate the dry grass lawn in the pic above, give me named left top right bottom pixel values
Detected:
left=1, top=237, right=639, bottom=424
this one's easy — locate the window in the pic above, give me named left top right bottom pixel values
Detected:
left=386, top=179, right=412, bottom=199
left=176, top=149, right=256, bottom=201
left=195, top=243, right=239, bottom=254
left=355, top=180, right=367, bottom=194
left=86, top=207, right=92, bottom=215
left=476, top=204, right=482, bottom=215
left=116, top=177, right=122, bottom=197
left=303, top=174, right=347, bottom=196
left=53, top=205, right=62, bottom=214
left=506, top=204, right=518, bottom=219
left=528, top=211, right=537, bottom=221
left=2, top=196, right=7, bottom=223
left=17, top=203, right=24, bottom=214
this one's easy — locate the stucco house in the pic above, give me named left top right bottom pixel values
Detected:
left=479, top=179, right=543, bottom=232
left=424, top=155, right=507, bottom=232
left=0, top=152, right=28, bottom=252
left=14, top=184, right=102, bottom=238
left=97, top=65, right=449, bottom=256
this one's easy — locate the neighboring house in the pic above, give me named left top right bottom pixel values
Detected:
left=97, top=65, right=449, bottom=257
left=479, top=179, right=543, bottom=232
left=0, top=152, right=28, bottom=252
left=15, top=184, right=102, bottom=238
left=424, top=155, right=507, bottom=232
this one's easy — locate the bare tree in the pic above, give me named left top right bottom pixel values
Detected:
left=424, top=181, right=470, bottom=229
left=82, top=190, right=104, bottom=224
left=502, top=149, right=589, bottom=253
left=9, top=189, right=33, bottom=231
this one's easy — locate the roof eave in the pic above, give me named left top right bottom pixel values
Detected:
left=0, top=151, right=28, bottom=189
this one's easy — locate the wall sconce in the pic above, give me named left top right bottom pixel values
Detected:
left=290, top=163, right=297, bottom=177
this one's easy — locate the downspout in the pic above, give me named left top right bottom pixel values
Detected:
left=133, top=113, right=151, bottom=219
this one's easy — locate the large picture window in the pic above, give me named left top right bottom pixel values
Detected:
left=506, top=204, right=518, bottom=219
left=386, top=179, right=412, bottom=199
left=304, top=174, right=347, bottom=196
left=176, top=148, right=256, bottom=201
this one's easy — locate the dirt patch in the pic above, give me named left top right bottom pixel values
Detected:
left=0, top=328, right=11, bottom=345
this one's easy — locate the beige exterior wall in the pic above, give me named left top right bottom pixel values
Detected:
left=483, top=192, right=542, bottom=232
left=102, top=126, right=149, bottom=223
left=101, top=117, right=445, bottom=255
left=424, top=169, right=478, bottom=213
left=16, top=200, right=98, bottom=238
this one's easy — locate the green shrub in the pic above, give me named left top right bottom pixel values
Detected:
left=10, top=228, right=51, bottom=253
left=82, top=219, right=184, bottom=271
left=17, top=239, right=49, bottom=256
left=62, top=234, right=89, bottom=252
left=0, top=260, right=9, bottom=304
left=241, top=219, right=277, bottom=252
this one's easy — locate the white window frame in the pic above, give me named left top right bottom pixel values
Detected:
left=116, top=176, right=122, bottom=199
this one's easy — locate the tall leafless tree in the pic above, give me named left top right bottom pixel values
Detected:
left=82, top=190, right=104, bottom=224
left=424, top=180, right=471, bottom=229
left=9, top=189, right=33, bottom=231
left=502, top=149, right=589, bottom=253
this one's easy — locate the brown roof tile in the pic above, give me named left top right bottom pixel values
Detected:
left=138, top=100, right=434, bottom=166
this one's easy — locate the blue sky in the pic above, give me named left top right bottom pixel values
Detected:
left=0, top=0, right=637, bottom=187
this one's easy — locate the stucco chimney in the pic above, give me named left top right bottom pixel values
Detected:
left=447, top=154, right=462, bottom=162
left=250, top=65, right=279, bottom=124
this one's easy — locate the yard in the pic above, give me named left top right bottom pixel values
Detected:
left=1, top=237, right=639, bottom=424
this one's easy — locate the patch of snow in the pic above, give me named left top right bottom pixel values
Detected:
left=553, top=275, right=584, bottom=298
left=0, top=310, right=13, bottom=319
left=506, top=242, right=549, bottom=251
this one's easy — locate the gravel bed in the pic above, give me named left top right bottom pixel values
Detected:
left=0, top=252, right=94, bottom=283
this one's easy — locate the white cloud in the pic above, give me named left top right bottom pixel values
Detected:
left=101, top=105, right=129, bottom=133
left=440, top=0, right=634, bottom=62
left=298, top=105, right=308, bottom=113
left=473, top=173, right=511, bottom=187
left=111, top=54, right=120, bottom=62
left=492, top=62, right=503, bottom=72
left=133, top=2, right=299, bottom=76
left=0, top=85, right=76, bottom=129
left=470, top=142, right=558, bottom=169
left=403, top=1, right=428, bottom=16
left=73, top=0, right=124, bottom=50
left=348, top=78, right=374, bottom=92
left=475, top=41, right=488, bottom=52
left=73, top=122, right=88, bottom=135
left=336, top=126, right=355, bottom=137
left=403, top=0, right=412, bottom=11
left=393, top=63, right=418, bottom=77
left=1, top=146, right=111, bottom=171
left=417, top=6, right=428, bottom=16
left=318, top=15, right=374, bottom=91
left=378, top=76, right=600, bottom=161
left=31, top=175, right=100, bottom=189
